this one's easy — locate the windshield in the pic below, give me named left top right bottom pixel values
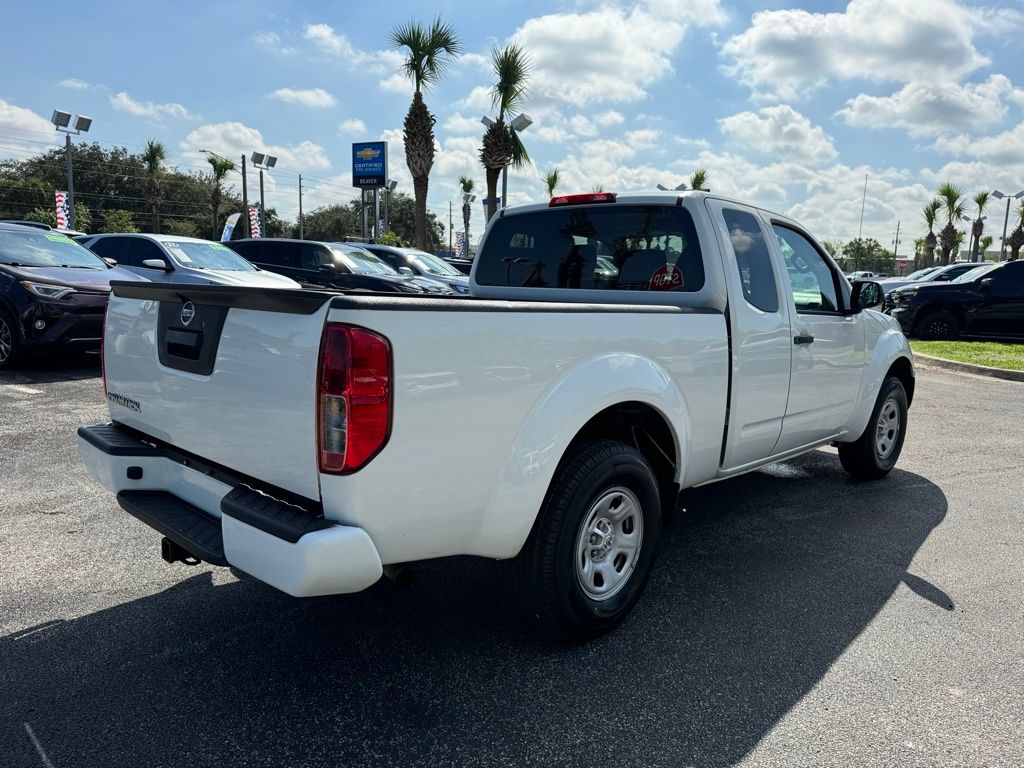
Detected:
left=161, top=241, right=255, bottom=271
left=905, top=267, right=939, bottom=280
left=331, top=245, right=398, bottom=276
left=952, top=263, right=999, bottom=283
left=403, top=249, right=463, bottom=277
left=0, top=230, right=108, bottom=269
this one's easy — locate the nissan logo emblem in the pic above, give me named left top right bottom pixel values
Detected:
left=180, top=301, right=196, bottom=327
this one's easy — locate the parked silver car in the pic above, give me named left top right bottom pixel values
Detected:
left=878, top=262, right=983, bottom=294
left=79, top=234, right=300, bottom=288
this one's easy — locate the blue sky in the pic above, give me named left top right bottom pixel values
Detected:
left=1, top=0, right=1023, bottom=248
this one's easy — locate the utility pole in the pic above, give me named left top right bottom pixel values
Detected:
left=298, top=174, right=304, bottom=239
left=64, top=134, right=75, bottom=229
left=449, top=201, right=453, bottom=253
left=240, top=155, right=249, bottom=238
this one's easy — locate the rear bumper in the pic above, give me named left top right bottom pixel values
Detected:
left=77, top=423, right=382, bottom=596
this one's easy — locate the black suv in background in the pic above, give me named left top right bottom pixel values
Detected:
left=225, top=239, right=451, bottom=294
left=355, top=243, right=471, bottom=295
left=0, top=222, right=142, bottom=368
left=887, top=260, right=1024, bottom=339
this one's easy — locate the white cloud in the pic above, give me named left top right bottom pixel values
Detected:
left=508, top=6, right=692, bottom=106
left=721, top=0, right=1008, bottom=100
left=596, top=110, right=625, bottom=127
left=57, top=78, right=95, bottom=90
left=303, top=23, right=403, bottom=74
left=443, top=113, right=484, bottom=134
left=719, top=105, right=837, bottom=165
left=179, top=122, right=331, bottom=172
left=0, top=99, right=61, bottom=156
left=109, top=91, right=198, bottom=121
left=338, top=118, right=367, bottom=136
left=378, top=73, right=413, bottom=95
left=933, top=121, right=1024, bottom=167
left=837, top=75, right=1024, bottom=137
left=625, top=129, right=661, bottom=151
left=252, top=31, right=296, bottom=56
left=269, top=87, right=336, bottom=108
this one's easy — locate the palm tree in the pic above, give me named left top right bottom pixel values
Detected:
left=207, top=155, right=235, bottom=239
left=141, top=139, right=166, bottom=234
left=1007, top=202, right=1024, bottom=261
left=689, top=169, right=709, bottom=192
left=481, top=43, right=531, bottom=221
left=391, top=18, right=461, bottom=250
left=979, top=235, right=993, bottom=256
left=458, top=175, right=474, bottom=254
left=543, top=168, right=560, bottom=198
left=970, top=191, right=990, bottom=261
left=936, top=183, right=966, bottom=266
left=922, top=199, right=940, bottom=267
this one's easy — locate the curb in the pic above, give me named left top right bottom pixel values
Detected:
left=914, top=352, right=1024, bottom=383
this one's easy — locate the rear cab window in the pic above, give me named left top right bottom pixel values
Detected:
left=475, top=204, right=705, bottom=293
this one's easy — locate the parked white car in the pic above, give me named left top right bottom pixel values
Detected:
left=79, top=191, right=914, bottom=640
left=79, top=234, right=300, bottom=288
left=879, top=262, right=986, bottom=294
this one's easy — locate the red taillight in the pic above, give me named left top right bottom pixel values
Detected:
left=549, top=192, right=617, bottom=207
left=317, top=324, right=392, bottom=474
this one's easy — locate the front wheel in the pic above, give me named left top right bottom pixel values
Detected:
left=513, top=440, right=662, bottom=641
left=915, top=308, right=961, bottom=340
left=838, top=375, right=909, bottom=480
left=0, top=311, right=22, bottom=370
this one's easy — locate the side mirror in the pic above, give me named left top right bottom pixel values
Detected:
left=101, top=257, right=117, bottom=267
left=851, top=280, right=884, bottom=313
left=398, top=266, right=415, bottom=276
left=141, top=258, right=171, bottom=271
left=980, top=277, right=994, bottom=290
left=935, top=274, right=952, bottom=281
left=318, top=263, right=337, bottom=273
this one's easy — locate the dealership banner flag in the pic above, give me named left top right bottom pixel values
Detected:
left=248, top=207, right=262, bottom=238
left=453, top=231, right=466, bottom=260
left=55, top=191, right=69, bottom=229
left=221, top=212, right=240, bottom=242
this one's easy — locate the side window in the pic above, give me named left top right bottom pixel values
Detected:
left=298, top=244, right=329, bottom=271
left=722, top=209, right=778, bottom=312
left=992, top=262, right=1024, bottom=289
left=371, top=249, right=400, bottom=269
left=229, top=241, right=261, bottom=262
left=130, top=238, right=165, bottom=267
left=948, top=264, right=977, bottom=279
left=475, top=204, right=705, bottom=292
left=772, top=225, right=841, bottom=313
left=89, top=237, right=129, bottom=263
left=259, top=242, right=297, bottom=268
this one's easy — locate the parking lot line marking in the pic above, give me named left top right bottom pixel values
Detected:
left=23, top=722, right=56, bottom=768
left=3, top=385, right=42, bottom=394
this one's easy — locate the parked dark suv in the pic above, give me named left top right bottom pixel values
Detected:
left=886, top=260, right=1024, bottom=339
left=0, top=222, right=142, bottom=368
left=354, top=243, right=471, bottom=294
left=225, top=239, right=452, bottom=294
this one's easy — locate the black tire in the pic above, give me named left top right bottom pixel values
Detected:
left=838, top=376, right=909, bottom=481
left=513, top=440, right=661, bottom=641
left=0, top=310, right=22, bottom=370
left=915, top=308, right=961, bottom=340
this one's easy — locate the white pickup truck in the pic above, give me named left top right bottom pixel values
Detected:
left=79, top=191, right=914, bottom=639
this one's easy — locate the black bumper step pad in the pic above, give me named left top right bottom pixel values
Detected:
left=117, top=490, right=227, bottom=566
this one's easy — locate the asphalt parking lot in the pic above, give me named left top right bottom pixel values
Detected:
left=1, top=355, right=1022, bottom=768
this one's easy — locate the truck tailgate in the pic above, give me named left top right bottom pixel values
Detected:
left=102, top=283, right=332, bottom=501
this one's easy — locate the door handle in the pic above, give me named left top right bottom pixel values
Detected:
left=794, top=334, right=815, bottom=345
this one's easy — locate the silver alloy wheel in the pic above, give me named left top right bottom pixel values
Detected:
left=575, top=487, right=644, bottom=602
left=875, top=397, right=901, bottom=459
left=0, top=317, right=11, bottom=364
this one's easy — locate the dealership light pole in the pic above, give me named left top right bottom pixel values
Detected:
left=51, top=109, right=92, bottom=230
left=251, top=152, right=277, bottom=237
left=992, top=189, right=1024, bottom=261
left=383, top=179, right=397, bottom=234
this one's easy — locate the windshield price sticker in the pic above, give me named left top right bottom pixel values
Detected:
left=45, top=234, right=75, bottom=243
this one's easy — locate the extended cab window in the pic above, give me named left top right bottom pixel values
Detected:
left=772, top=224, right=841, bottom=313
left=476, top=204, right=705, bottom=292
left=723, top=209, right=778, bottom=312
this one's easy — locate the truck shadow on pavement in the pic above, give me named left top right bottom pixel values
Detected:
left=1, top=450, right=947, bottom=768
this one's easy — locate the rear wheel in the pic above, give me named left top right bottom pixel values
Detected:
left=513, top=440, right=661, bottom=641
left=915, top=308, right=961, bottom=340
left=838, top=375, right=908, bottom=480
left=0, top=311, right=22, bottom=370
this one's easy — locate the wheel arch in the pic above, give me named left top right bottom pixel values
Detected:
left=470, top=353, right=690, bottom=559
left=914, top=301, right=967, bottom=335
